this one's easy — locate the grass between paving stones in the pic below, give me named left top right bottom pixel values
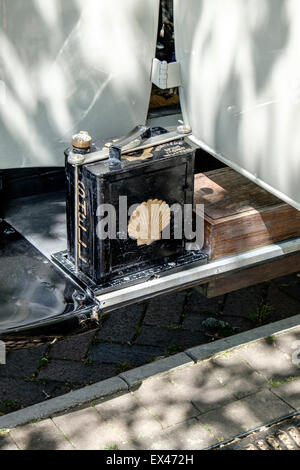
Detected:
left=269, top=376, right=299, bottom=388
left=25, top=377, right=49, bottom=384
left=1, top=400, right=19, bottom=411
left=167, top=344, right=183, bottom=355
left=81, top=330, right=100, bottom=364
left=0, top=428, right=10, bottom=435
left=248, top=303, right=274, bottom=327
left=33, top=347, right=52, bottom=378
left=279, top=276, right=300, bottom=288
left=247, top=282, right=273, bottom=327
left=105, top=444, right=119, bottom=450
left=55, top=425, right=76, bottom=449
left=202, top=423, right=224, bottom=443
left=130, top=302, right=149, bottom=344
left=116, top=362, right=132, bottom=373
left=133, top=326, right=142, bottom=338
left=265, top=335, right=276, bottom=345
left=179, top=290, right=192, bottom=326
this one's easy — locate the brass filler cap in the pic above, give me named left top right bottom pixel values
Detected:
left=72, top=131, right=92, bottom=149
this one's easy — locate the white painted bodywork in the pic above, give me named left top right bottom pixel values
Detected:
left=174, top=0, right=300, bottom=210
left=0, top=0, right=159, bottom=169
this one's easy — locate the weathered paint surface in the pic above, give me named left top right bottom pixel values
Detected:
left=0, top=0, right=159, bottom=169
left=175, top=0, right=300, bottom=210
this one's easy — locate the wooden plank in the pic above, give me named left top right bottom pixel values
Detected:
left=199, top=253, right=300, bottom=298
left=194, top=168, right=300, bottom=260
left=195, top=168, right=280, bottom=219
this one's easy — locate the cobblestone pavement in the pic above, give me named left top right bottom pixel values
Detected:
left=1, top=323, right=300, bottom=450
left=0, top=272, right=300, bottom=416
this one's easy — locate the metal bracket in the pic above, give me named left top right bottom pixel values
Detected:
left=151, top=58, right=182, bottom=89
left=68, top=125, right=192, bottom=168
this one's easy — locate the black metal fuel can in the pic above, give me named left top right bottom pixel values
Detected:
left=64, top=129, right=205, bottom=288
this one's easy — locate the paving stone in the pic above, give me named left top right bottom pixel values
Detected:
left=168, top=362, right=236, bottom=413
left=135, top=325, right=207, bottom=351
left=197, top=390, right=293, bottom=442
left=182, top=312, right=250, bottom=334
left=274, top=275, right=300, bottom=302
left=0, top=345, right=47, bottom=379
left=3, top=326, right=300, bottom=450
left=2, top=284, right=299, bottom=440
left=95, top=393, right=162, bottom=440
left=126, top=418, right=217, bottom=450
left=10, top=419, right=73, bottom=450
left=223, top=285, right=266, bottom=319
left=121, top=432, right=173, bottom=450
left=182, top=313, right=213, bottom=331
left=0, top=377, right=71, bottom=413
left=211, top=353, right=268, bottom=399
left=38, top=359, right=116, bottom=385
left=132, top=375, right=200, bottom=428
left=49, top=331, right=96, bottom=361
left=120, top=353, right=193, bottom=387
left=159, top=418, right=218, bottom=450
left=272, top=274, right=299, bottom=287
left=144, top=291, right=186, bottom=327
left=0, top=377, right=128, bottom=430
left=53, top=407, right=106, bottom=450
left=97, top=304, right=145, bottom=343
left=0, top=433, right=19, bottom=450
left=266, top=285, right=300, bottom=321
left=185, top=289, right=224, bottom=315
left=94, top=392, right=143, bottom=419
left=89, top=342, right=164, bottom=366
left=221, top=315, right=253, bottom=332
left=182, top=290, right=225, bottom=332
left=53, top=405, right=144, bottom=450
left=236, top=339, right=300, bottom=382
left=274, top=328, right=300, bottom=356
left=271, top=378, right=300, bottom=410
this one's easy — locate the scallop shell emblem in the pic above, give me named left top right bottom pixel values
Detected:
left=128, top=199, right=171, bottom=246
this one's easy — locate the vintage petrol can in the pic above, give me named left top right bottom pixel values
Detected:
left=62, top=128, right=206, bottom=291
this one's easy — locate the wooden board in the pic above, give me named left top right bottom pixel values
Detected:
left=197, top=253, right=300, bottom=298
left=194, top=168, right=300, bottom=260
